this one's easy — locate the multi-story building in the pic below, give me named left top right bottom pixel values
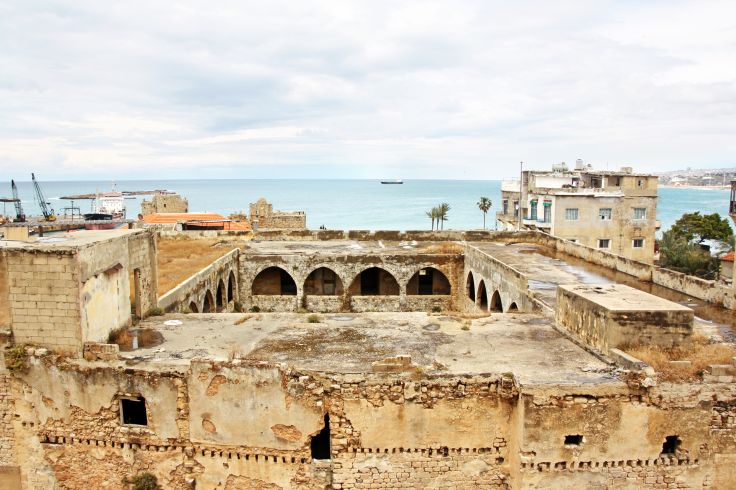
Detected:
left=497, top=162, right=659, bottom=263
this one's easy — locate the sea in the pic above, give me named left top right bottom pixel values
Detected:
left=3, top=179, right=732, bottom=234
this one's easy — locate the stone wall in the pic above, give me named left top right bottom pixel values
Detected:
left=128, top=230, right=159, bottom=316
left=464, top=245, right=532, bottom=313
left=158, top=249, right=239, bottom=313
left=4, top=351, right=736, bottom=488
left=250, top=198, right=306, bottom=230
left=140, top=193, right=189, bottom=214
left=239, top=253, right=462, bottom=313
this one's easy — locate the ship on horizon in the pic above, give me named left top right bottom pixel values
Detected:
left=381, top=179, right=403, bottom=184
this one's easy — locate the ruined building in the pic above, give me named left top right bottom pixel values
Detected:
left=141, top=192, right=189, bottom=215
left=1, top=227, right=736, bottom=489
left=249, top=198, right=306, bottom=230
left=498, top=162, right=659, bottom=263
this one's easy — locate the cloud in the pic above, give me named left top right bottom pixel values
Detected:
left=0, top=0, right=735, bottom=180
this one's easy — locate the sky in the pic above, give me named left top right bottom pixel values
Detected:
left=1, top=0, right=735, bottom=180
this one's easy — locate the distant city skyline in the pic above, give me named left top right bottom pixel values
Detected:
left=1, top=1, right=735, bottom=180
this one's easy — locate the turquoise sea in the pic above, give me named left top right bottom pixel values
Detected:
left=3, top=179, right=732, bottom=234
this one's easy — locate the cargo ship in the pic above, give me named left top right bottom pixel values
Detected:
left=84, top=187, right=127, bottom=229
left=381, top=179, right=403, bottom=184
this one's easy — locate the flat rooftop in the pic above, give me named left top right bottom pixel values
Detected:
left=559, top=284, right=693, bottom=313
left=122, top=312, right=622, bottom=386
left=241, top=240, right=463, bottom=255
left=0, top=228, right=141, bottom=250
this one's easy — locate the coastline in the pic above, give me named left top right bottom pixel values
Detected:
left=658, top=184, right=730, bottom=190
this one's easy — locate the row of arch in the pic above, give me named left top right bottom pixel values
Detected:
left=188, top=270, right=237, bottom=313
left=251, top=266, right=452, bottom=297
left=466, top=271, right=518, bottom=313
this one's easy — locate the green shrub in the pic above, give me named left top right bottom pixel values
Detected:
left=234, top=301, right=243, bottom=313
left=5, top=344, right=30, bottom=374
left=250, top=305, right=261, bottom=313
left=146, top=307, right=164, bottom=317
left=307, top=314, right=321, bottom=323
left=129, top=472, right=161, bottom=490
left=431, top=306, right=442, bottom=313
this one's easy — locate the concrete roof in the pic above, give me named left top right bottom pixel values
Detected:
left=241, top=240, right=463, bottom=256
left=558, top=284, right=693, bottom=312
left=0, top=228, right=142, bottom=250
left=122, top=312, right=622, bottom=386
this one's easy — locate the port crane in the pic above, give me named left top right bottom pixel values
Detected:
left=31, top=173, right=56, bottom=222
left=10, top=180, right=26, bottom=222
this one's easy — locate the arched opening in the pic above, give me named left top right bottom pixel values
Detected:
left=477, top=280, right=488, bottom=310
left=216, top=279, right=226, bottom=311
left=508, top=302, right=518, bottom=312
left=188, top=301, right=199, bottom=313
left=348, top=267, right=399, bottom=296
left=466, top=272, right=476, bottom=302
left=490, top=290, right=503, bottom=312
left=407, top=267, right=451, bottom=295
left=227, top=271, right=236, bottom=302
left=252, top=267, right=297, bottom=295
left=203, top=290, right=215, bottom=313
left=304, top=267, right=344, bottom=296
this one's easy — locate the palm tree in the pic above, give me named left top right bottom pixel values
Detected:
left=437, top=202, right=450, bottom=230
left=426, top=209, right=436, bottom=230
left=477, top=197, right=492, bottom=229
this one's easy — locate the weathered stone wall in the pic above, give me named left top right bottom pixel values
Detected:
left=127, top=230, right=159, bottom=316
left=140, top=193, right=189, bottom=214
left=2, top=249, right=81, bottom=352
left=239, top=253, right=462, bottom=313
left=0, top=253, right=10, bottom=329
left=4, top=352, right=736, bottom=489
left=464, top=245, right=533, bottom=313
left=250, top=198, right=307, bottom=230
left=158, top=249, right=239, bottom=313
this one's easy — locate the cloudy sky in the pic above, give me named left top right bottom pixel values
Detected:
left=1, top=1, right=735, bottom=180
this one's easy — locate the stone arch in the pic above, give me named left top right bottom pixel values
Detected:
left=407, top=267, right=451, bottom=295
left=203, top=290, right=215, bottom=313
left=188, top=301, right=198, bottom=313
left=304, top=267, right=344, bottom=296
left=348, top=267, right=400, bottom=296
left=216, top=279, right=226, bottom=311
left=508, top=302, right=518, bottom=312
left=477, top=280, right=488, bottom=310
left=227, top=270, right=236, bottom=303
left=490, top=290, right=503, bottom=312
left=466, top=272, right=476, bottom=302
left=252, top=266, right=297, bottom=295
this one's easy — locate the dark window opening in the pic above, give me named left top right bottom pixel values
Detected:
left=310, top=414, right=331, bottom=460
left=227, top=273, right=235, bottom=302
left=188, top=301, right=198, bottom=313
left=360, top=268, right=380, bottom=295
left=216, top=281, right=225, bottom=311
left=661, top=435, right=681, bottom=456
left=508, top=302, right=518, bottom=312
left=418, top=269, right=434, bottom=295
left=564, top=434, right=583, bottom=445
left=120, top=396, right=148, bottom=426
left=252, top=267, right=297, bottom=296
left=203, top=291, right=214, bottom=313
left=478, top=281, right=488, bottom=310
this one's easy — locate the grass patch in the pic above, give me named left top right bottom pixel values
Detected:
left=108, top=327, right=163, bottom=351
left=626, top=335, right=736, bottom=382
left=155, top=236, right=238, bottom=296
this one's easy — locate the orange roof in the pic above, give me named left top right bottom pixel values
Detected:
left=721, top=251, right=734, bottom=262
left=141, top=213, right=251, bottom=230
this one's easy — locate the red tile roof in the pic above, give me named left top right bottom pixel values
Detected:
left=141, top=213, right=251, bottom=230
left=720, top=251, right=734, bottom=262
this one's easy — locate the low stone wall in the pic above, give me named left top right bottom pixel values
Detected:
left=157, top=249, right=239, bottom=313
left=304, top=295, right=344, bottom=313
left=251, top=295, right=299, bottom=312
left=532, top=232, right=736, bottom=310
left=464, top=245, right=533, bottom=313
left=251, top=229, right=533, bottom=242
left=405, top=295, right=452, bottom=312
left=351, top=296, right=401, bottom=312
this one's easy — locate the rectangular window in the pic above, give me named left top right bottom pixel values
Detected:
left=599, top=208, right=612, bottom=220
left=530, top=200, right=538, bottom=220
left=565, top=208, right=579, bottom=220
left=633, top=207, right=646, bottom=219
left=120, top=396, right=148, bottom=426
left=513, top=201, right=519, bottom=218
left=598, top=239, right=611, bottom=249
left=503, top=199, right=508, bottom=215
left=632, top=238, right=644, bottom=248
left=543, top=202, right=552, bottom=222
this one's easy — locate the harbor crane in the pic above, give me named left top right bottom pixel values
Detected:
left=10, top=180, right=26, bottom=222
left=31, top=173, right=56, bottom=222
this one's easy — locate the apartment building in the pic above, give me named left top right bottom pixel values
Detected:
left=497, top=162, right=659, bottom=263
